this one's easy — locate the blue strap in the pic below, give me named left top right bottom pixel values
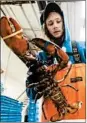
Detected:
left=71, top=41, right=81, bottom=63
left=28, top=89, right=39, bottom=122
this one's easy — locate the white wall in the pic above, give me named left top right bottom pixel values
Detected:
left=1, top=39, right=28, bottom=101
left=61, top=1, right=85, bottom=41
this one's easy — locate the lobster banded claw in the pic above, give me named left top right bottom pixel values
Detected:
left=0, top=16, right=29, bottom=56
left=0, top=16, right=37, bottom=64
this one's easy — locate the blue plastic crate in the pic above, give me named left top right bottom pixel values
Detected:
left=1, top=112, right=21, bottom=116
left=0, top=118, right=21, bottom=122
left=1, top=108, right=22, bottom=113
left=0, top=117, right=21, bottom=121
left=1, top=105, right=22, bottom=110
left=0, top=96, right=23, bottom=106
left=0, top=95, right=19, bottom=103
left=1, top=100, right=23, bottom=107
left=0, top=95, right=23, bottom=122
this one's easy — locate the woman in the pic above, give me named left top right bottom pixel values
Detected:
left=37, top=2, right=86, bottom=64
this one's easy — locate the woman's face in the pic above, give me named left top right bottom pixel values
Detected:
left=46, top=12, right=64, bottom=38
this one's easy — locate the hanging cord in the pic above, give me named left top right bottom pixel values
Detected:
left=16, top=89, right=26, bottom=100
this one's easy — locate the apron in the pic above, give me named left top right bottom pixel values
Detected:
left=41, top=63, right=86, bottom=122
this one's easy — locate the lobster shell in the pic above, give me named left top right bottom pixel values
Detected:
left=42, top=63, right=86, bottom=122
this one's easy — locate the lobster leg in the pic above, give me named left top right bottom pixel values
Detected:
left=66, top=101, right=82, bottom=114
left=50, top=111, right=64, bottom=122
left=35, top=92, right=43, bottom=103
left=50, top=101, right=82, bottom=122
left=42, top=99, right=47, bottom=120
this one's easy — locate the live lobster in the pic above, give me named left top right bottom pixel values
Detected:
left=0, top=16, right=83, bottom=122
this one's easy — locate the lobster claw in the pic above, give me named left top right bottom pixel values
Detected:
left=0, top=16, right=35, bottom=61
left=31, top=38, right=69, bottom=70
left=31, top=38, right=56, bottom=56
left=0, top=17, right=21, bottom=38
left=0, top=16, right=28, bottom=55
